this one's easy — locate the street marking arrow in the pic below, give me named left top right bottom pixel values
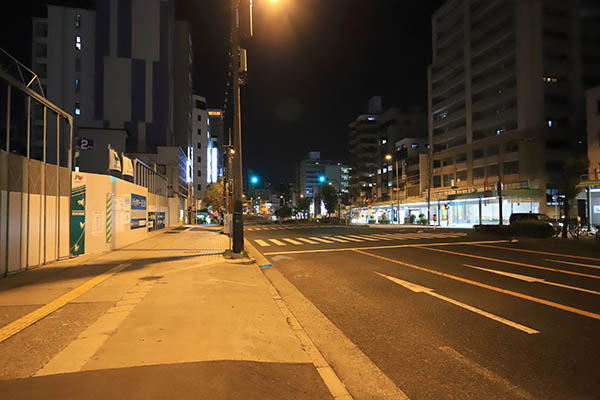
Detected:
left=375, top=272, right=539, bottom=334
left=464, top=264, right=600, bottom=296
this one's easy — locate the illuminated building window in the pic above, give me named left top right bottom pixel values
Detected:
left=75, top=35, right=81, bottom=50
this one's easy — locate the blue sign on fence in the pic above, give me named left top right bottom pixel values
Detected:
left=131, top=194, right=147, bottom=210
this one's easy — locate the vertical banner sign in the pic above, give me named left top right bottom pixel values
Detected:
left=70, top=174, right=86, bottom=255
left=130, top=193, right=147, bottom=229
left=106, top=193, right=113, bottom=243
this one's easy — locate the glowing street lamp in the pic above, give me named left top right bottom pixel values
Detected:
left=318, top=175, right=326, bottom=183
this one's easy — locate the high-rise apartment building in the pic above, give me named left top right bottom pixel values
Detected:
left=428, top=0, right=600, bottom=218
left=192, top=95, right=209, bottom=202
left=32, top=0, right=184, bottom=155
left=297, top=152, right=349, bottom=200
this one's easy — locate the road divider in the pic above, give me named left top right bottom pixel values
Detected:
left=375, top=272, right=539, bottom=334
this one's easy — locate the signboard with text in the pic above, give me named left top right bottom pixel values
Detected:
left=130, top=193, right=147, bottom=229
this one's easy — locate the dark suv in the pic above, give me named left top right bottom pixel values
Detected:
left=509, top=213, right=551, bottom=224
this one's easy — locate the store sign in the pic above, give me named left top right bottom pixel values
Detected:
left=70, top=179, right=86, bottom=255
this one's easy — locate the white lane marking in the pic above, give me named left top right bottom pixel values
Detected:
left=375, top=272, right=539, bottom=334
left=322, top=236, right=349, bottom=243
left=308, top=237, right=334, bottom=243
left=335, top=235, right=363, bottom=242
left=473, top=244, right=600, bottom=262
left=282, top=238, right=304, bottom=245
left=268, top=239, right=287, bottom=246
left=296, top=237, right=319, bottom=244
left=544, top=258, right=600, bottom=271
left=347, top=235, right=379, bottom=242
left=464, top=264, right=600, bottom=296
left=255, top=239, right=270, bottom=247
left=439, top=346, right=534, bottom=400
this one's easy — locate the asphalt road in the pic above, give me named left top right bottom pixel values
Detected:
left=246, top=224, right=600, bottom=399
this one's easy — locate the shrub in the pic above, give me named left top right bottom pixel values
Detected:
left=368, top=218, right=376, bottom=224
left=409, top=214, right=417, bottom=224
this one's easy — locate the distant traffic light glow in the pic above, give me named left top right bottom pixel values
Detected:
left=251, top=176, right=259, bottom=184
left=319, top=175, right=326, bottom=183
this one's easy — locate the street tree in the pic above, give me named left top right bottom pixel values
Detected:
left=296, top=197, right=311, bottom=219
left=275, top=205, right=293, bottom=220
left=321, top=184, right=339, bottom=217
left=203, top=178, right=224, bottom=214
left=552, top=157, right=589, bottom=237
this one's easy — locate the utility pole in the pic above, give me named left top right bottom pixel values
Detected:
left=231, top=0, right=244, bottom=254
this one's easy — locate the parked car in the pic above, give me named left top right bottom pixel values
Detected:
left=509, top=213, right=552, bottom=224
left=509, top=212, right=560, bottom=232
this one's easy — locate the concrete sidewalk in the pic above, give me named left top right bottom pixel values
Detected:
left=0, top=227, right=334, bottom=399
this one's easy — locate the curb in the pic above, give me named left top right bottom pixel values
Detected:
left=244, top=240, right=353, bottom=400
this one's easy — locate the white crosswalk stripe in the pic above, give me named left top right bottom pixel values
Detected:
left=282, top=238, right=303, bottom=245
left=334, top=235, right=364, bottom=242
left=296, top=237, right=319, bottom=244
left=253, top=232, right=467, bottom=247
left=268, top=239, right=286, bottom=246
left=308, top=236, right=334, bottom=243
left=346, top=234, right=379, bottom=241
left=322, top=236, right=349, bottom=243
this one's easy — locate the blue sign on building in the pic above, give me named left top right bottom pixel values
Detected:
left=130, top=194, right=147, bottom=229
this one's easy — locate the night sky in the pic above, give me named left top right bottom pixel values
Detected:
left=2, top=0, right=445, bottom=185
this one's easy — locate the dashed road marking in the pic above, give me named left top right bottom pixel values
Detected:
left=255, top=239, right=270, bottom=247
left=296, top=237, right=319, bottom=244
left=308, top=237, right=334, bottom=244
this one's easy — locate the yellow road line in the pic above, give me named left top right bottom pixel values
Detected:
left=354, top=249, right=600, bottom=321
left=473, top=243, right=600, bottom=262
left=419, top=246, right=600, bottom=280
left=0, top=263, right=130, bottom=344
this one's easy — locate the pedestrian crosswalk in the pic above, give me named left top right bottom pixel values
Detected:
left=252, top=232, right=468, bottom=247
left=245, top=225, right=332, bottom=231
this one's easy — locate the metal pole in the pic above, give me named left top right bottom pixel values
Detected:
left=25, top=96, right=31, bottom=269
left=231, top=0, right=244, bottom=254
left=497, top=180, right=503, bottom=225
left=587, top=186, right=592, bottom=229
left=395, top=159, right=399, bottom=224
left=479, top=196, right=482, bottom=225
left=56, top=115, right=60, bottom=259
left=3, top=85, right=9, bottom=276
left=40, top=106, right=46, bottom=266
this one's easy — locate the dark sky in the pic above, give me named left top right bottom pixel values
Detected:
left=178, top=0, right=445, bottom=185
left=2, top=0, right=445, bottom=185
